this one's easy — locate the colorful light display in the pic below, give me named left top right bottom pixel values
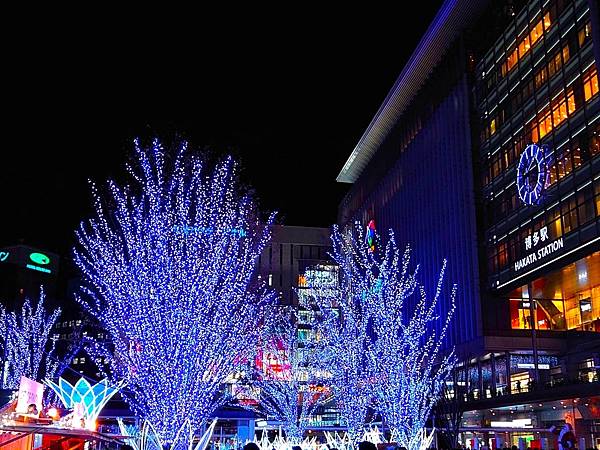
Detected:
left=74, top=139, right=277, bottom=442
left=366, top=220, right=376, bottom=252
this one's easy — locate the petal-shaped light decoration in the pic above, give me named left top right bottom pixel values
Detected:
left=44, top=377, right=121, bottom=429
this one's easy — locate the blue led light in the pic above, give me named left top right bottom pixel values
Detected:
left=308, top=223, right=456, bottom=446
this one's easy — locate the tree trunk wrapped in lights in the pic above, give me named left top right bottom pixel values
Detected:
left=74, top=139, right=277, bottom=442
left=308, top=223, right=456, bottom=449
left=0, top=289, right=61, bottom=389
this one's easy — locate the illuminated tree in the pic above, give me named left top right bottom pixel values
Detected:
left=240, top=309, right=331, bottom=442
left=306, top=224, right=380, bottom=444
left=369, top=244, right=456, bottom=449
left=0, top=289, right=61, bottom=389
left=74, top=139, right=277, bottom=442
left=309, top=223, right=456, bottom=449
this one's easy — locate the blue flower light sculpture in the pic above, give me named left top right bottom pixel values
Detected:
left=44, top=377, right=121, bottom=428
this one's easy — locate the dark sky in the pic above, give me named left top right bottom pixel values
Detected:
left=2, top=6, right=443, bottom=257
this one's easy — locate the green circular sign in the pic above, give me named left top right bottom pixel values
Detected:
left=29, top=252, right=50, bottom=265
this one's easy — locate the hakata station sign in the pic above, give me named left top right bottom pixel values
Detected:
left=514, top=226, right=564, bottom=272
left=0, top=245, right=59, bottom=275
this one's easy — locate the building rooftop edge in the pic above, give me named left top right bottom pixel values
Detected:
left=336, top=0, right=488, bottom=184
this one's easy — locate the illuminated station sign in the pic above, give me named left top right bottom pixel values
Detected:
left=0, top=245, right=58, bottom=275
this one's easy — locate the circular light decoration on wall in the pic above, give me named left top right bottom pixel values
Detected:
left=516, top=144, right=548, bottom=206
left=366, top=219, right=376, bottom=252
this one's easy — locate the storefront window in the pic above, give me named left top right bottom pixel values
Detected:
left=509, top=252, right=600, bottom=332
left=510, top=371, right=530, bottom=393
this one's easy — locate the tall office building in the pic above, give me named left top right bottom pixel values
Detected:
left=337, top=0, right=600, bottom=446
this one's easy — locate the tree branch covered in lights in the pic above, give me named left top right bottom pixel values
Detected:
left=308, top=223, right=456, bottom=449
left=74, top=139, right=277, bottom=442
left=368, top=238, right=456, bottom=449
left=238, top=309, right=331, bottom=442
left=0, top=289, right=61, bottom=389
left=305, top=224, right=381, bottom=444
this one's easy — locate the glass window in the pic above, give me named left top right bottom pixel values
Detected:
left=535, top=67, right=547, bottom=88
left=590, top=124, right=600, bottom=157
left=583, top=66, right=598, bottom=101
left=578, top=21, right=592, bottom=48
left=562, top=45, right=570, bottom=63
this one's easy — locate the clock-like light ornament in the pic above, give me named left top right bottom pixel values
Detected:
left=516, top=144, right=548, bottom=205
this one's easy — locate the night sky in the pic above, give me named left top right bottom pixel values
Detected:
left=2, top=6, right=443, bottom=257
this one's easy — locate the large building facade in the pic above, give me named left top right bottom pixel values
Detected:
left=337, top=0, right=600, bottom=447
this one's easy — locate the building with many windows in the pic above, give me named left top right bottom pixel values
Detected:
left=258, top=225, right=331, bottom=306
left=337, top=0, right=600, bottom=447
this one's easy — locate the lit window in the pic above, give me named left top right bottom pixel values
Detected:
left=490, top=119, right=496, bottom=135
left=578, top=22, right=592, bottom=47
left=543, top=12, right=551, bottom=30
left=506, top=14, right=550, bottom=74
left=583, top=66, right=598, bottom=101
left=73, top=358, right=78, bottom=365
left=567, top=91, right=576, bottom=114
left=562, top=45, right=569, bottom=64
left=531, top=88, right=575, bottom=141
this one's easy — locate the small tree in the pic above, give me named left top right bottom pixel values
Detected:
left=368, top=238, right=456, bottom=449
left=0, top=289, right=61, bottom=389
left=240, top=309, right=331, bottom=442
